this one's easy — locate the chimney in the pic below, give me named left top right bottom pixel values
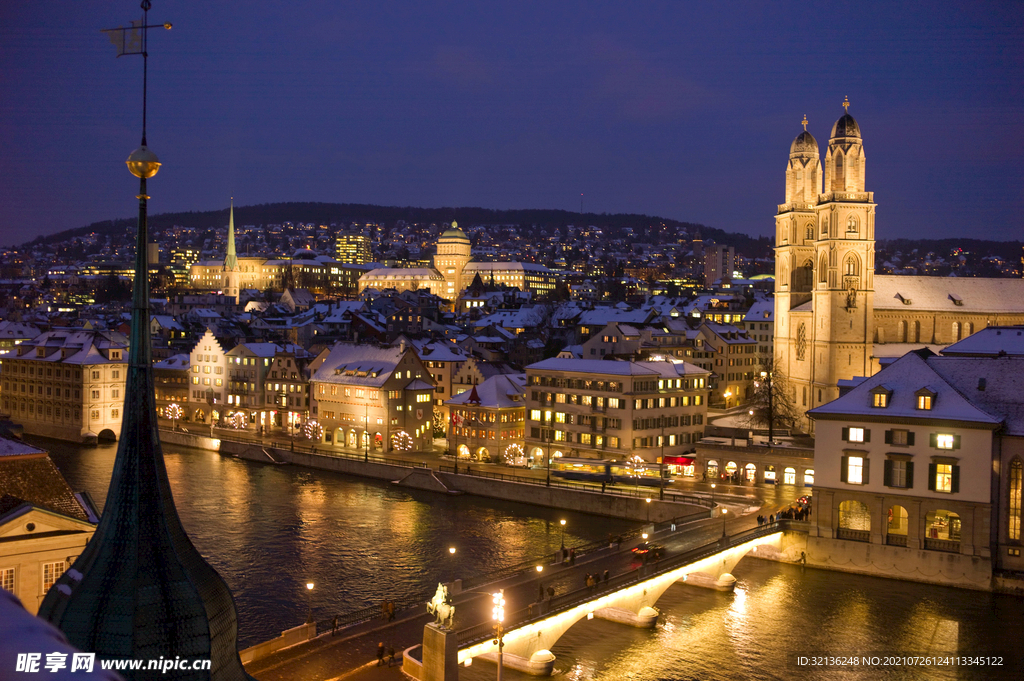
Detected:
left=399, top=340, right=406, bottom=354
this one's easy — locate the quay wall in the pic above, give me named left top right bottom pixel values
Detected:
left=161, top=433, right=705, bottom=524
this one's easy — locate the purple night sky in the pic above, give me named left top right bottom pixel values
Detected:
left=1, top=1, right=1022, bottom=245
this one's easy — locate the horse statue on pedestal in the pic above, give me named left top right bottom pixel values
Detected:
left=426, top=582, right=455, bottom=628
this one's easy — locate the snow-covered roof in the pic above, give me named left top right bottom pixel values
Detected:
left=231, top=342, right=283, bottom=358
left=446, top=373, right=526, bottom=409
left=404, top=379, right=434, bottom=391
left=360, top=268, right=443, bottom=281
left=874, top=275, right=1024, bottom=313
left=808, top=349, right=1001, bottom=427
left=311, top=343, right=406, bottom=386
left=941, top=326, right=1024, bottom=357
left=527, top=357, right=709, bottom=377
left=743, top=300, right=775, bottom=322
left=153, top=353, right=190, bottom=370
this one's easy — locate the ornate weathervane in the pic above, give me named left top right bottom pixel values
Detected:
left=842, top=96, right=850, bottom=113
left=801, top=114, right=808, bottom=131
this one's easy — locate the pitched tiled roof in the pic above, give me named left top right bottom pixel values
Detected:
left=0, top=447, right=89, bottom=522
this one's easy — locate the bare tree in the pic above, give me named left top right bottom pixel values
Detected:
left=744, top=355, right=798, bottom=443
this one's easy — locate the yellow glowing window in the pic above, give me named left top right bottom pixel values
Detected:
left=847, top=456, right=864, bottom=484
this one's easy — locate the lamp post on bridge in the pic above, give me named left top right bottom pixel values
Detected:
left=492, top=589, right=505, bottom=681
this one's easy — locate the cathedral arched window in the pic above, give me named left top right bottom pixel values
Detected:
left=847, top=215, right=858, bottom=233
left=805, top=224, right=814, bottom=241
left=818, top=254, right=828, bottom=283
left=952, top=322, right=961, bottom=342
left=796, top=323, right=807, bottom=361
left=964, top=322, right=973, bottom=336
left=897, top=321, right=907, bottom=343
left=844, top=254, right=860, bottom=277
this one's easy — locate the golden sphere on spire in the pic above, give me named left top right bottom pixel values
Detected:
left=126, top=145, right=161, bottom=179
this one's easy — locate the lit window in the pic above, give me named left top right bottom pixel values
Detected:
left=847, top=456, right=864, bottom=484
left=934, top=464, right=953, bottom=493
left=848, top=427, right=865, bottom=443
left=936, top=434, right=955, bottom=450
left=530, top=410, right=541, bottom=421
left=42, top=561, right=66, bottom=592
left=917, top=395, right=932, bottom=410
left=0, top=567, right=14, bottom=593
left=873, top=393, right=888, bottom=408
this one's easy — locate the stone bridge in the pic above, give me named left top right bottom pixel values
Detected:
left=405, top=520, right=807, bottom=679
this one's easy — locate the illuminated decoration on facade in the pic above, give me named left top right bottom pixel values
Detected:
left=304, top=420, right=324, bottom=441
left=503, top=443, right=525, bottom=466
left=392, top=430, right=413, bottom=451
left=229, top=412, right=246, bottom=429
left=166, top=402, right=182, bottom=424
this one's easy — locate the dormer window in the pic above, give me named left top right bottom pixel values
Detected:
left=915, top=388, right=936, bottom=411
left=871, top=385, right=892, bottom=408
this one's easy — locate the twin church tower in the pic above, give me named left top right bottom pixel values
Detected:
left=774, top=99, right=876, bottom=415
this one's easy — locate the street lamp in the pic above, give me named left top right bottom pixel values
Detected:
left=305, top=582, right=314, bottom=623
left=721, top=508, right=728, bottom=537
left=559, top=519, right=566, bottom=549
left=711, top=482, right=716, bottom=507
left=492, top=589, right=505, bottom=681
left=645, top=497, right=651, bottom=524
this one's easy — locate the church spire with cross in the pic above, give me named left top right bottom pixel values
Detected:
left=223, top=199, right=240, bottom=303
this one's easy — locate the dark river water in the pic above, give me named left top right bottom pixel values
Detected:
left=35, top=437, right=634, bottom=648
left=35, top=437, right=1023, bottom=679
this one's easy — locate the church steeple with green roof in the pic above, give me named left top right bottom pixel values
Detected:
left=38, top=5, right=251, bottom=677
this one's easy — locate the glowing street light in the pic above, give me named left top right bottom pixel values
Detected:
left=711, top=482, right=716, bottom=507
left=645, top=497, right=651, bottom=524
left=492, top=589, right=505, bottom=680
left=721, top=508, right=728, bottom=537
left=559, top=519, right=566, bottom=549
left=449, top=546, right=457, bottom=555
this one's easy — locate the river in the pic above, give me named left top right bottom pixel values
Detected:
left=35, top=437, right=1023, bottom=679
left=35, top=436, right=634, bottom=648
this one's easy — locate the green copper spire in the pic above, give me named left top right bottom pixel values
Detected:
left=39, top=5, right=251, bottom=679
left=224, top=199, right=238, bottom=271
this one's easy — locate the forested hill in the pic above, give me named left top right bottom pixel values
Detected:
left=21, top=201, right=765, bottom=253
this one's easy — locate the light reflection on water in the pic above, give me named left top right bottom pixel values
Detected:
left=38, top=438, right=634, bottom=647
left=459, top=561, right=1022, bottom=681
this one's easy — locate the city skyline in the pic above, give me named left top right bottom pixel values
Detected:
left=2, top=2, right=1022, bottom=244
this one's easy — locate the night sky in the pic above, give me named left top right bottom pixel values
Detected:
left=1, top=1, right=1021, bottom=246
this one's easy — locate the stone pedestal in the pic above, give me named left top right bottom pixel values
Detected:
left=422, top=623, right=459, bottom=681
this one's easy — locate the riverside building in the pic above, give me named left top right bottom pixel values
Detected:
left=0, top=328, right=128, bottom=443
left=523, top=358, right=710, bottom=467
left=808, top=340, right=1024, bottom=590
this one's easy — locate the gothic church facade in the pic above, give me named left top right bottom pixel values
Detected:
left=774, top=101, right=1024, bottom=430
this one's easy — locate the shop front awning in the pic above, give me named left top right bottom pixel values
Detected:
left=662, top=456, right=694, bottom=465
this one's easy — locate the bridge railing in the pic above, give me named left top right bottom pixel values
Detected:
left=437, top=465, right=712, bottom=508
left=457, top=520, right=796, bottom=647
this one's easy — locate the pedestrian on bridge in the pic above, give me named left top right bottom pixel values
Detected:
left=569, top=547, right=576, bottom=566
left=602, top=569, right=609, bottom=587
left=376, top=642, right=385, bottom=666
left=387, top=646, right=396, bottom=666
